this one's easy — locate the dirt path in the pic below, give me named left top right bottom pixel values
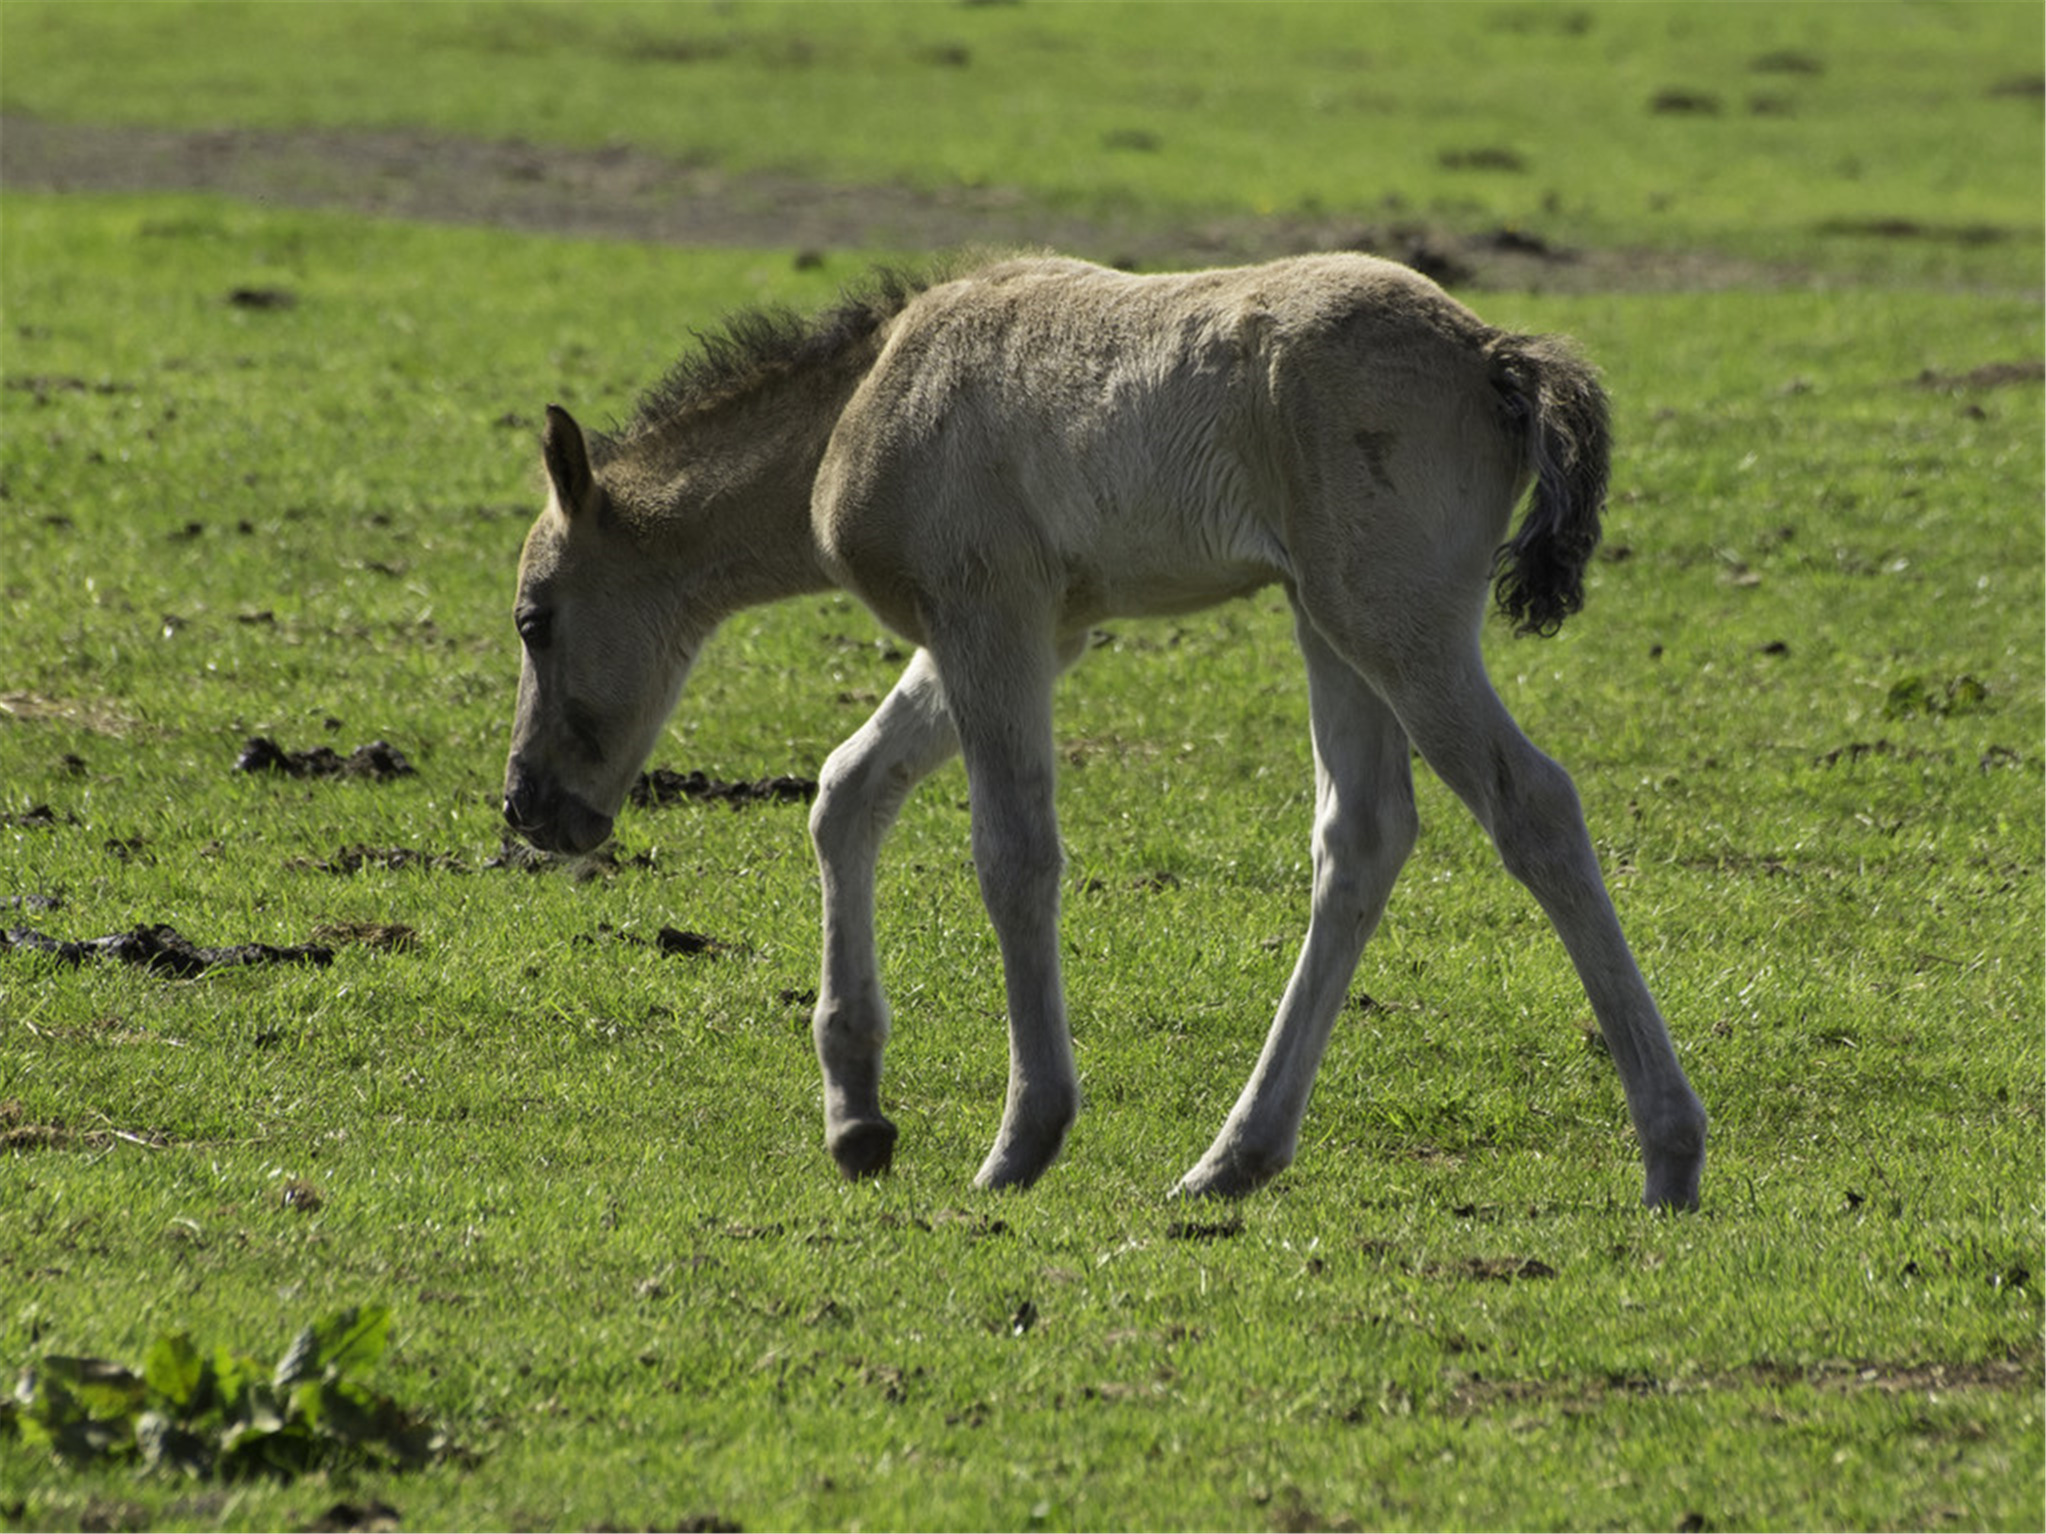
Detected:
left=0, top=113, right=1787, bottom=290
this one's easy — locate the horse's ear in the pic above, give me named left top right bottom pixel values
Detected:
left=542, top=404, right=597, bottom=518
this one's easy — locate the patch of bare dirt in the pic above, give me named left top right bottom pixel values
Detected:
left=1, top=1097, right=111, bottom=1152
left=1912, top=359, right=2045, bottom=391
left=286, top=843, right=469, bottom=875
left=575, top=920, right=726, bottom=957
left=642, top=1515, right=742, bottom=1534
left=632, top=766, right=818, bottom=810
left=1819, top=215, right=2020, bottom=246
left=300, top=1498, right=402, bottom=1534
left=0, top=114, right=1790, bottom=292
left=0, top=804, right=79, bottom=830
left=234, top=735, right=416, bottom=781
left=279, top=837, right=660, bottom=878
left=0, top=921, right=334, bottom=975
left=1164, top=1215, right=1244, bottom=1242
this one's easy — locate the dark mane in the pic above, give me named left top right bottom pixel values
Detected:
left=589, top=266, right=932, bottom=470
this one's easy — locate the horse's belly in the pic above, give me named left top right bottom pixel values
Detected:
left=1060, top=500, right=1289, bottom=624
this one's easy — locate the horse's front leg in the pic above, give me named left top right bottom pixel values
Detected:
left=809, top=649, right=959, bottom=1178
left=928, top=610, right=1080, bottom=1190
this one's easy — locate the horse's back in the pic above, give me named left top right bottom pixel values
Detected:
left=813, top=253, right=1521, bottom=636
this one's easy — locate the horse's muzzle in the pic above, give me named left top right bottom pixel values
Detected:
left=502, top=765, right=615, bottom=856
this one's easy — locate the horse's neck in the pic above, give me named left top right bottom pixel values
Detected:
left=638, top=351, right=876, bottom=615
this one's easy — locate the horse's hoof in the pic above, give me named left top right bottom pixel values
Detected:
left=972, top=1142, right=1059, bottom=1191
left=1175, top=1143, right=1286, bottom=1200
left=1642, top=1118, right=1706, bottom=1211
left=1642, top=1160, right=1704, bottom=1212
left=972, top=1092, right=1077, bottom=1191
left=830, top=1118, right=898, bottom=1180
left=972, top=1157, right=1043, bottom=1192
left=1173, top=1170, right=1252, bottom=1201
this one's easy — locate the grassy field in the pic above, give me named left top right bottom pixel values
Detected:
left=3, top=3, right=2042, bottom=1530
left=3, top=0, right=2040, bottom=284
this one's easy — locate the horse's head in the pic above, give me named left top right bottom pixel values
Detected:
left=503, top=406, right=700, bottom=856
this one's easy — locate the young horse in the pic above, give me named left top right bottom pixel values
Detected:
left=503, top=253, right=1707, bottom=1209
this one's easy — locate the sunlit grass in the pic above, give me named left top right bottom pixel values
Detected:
left=3, top=1, right=2040, bottom=289
left=2, top=164, right=2039, bottom=1534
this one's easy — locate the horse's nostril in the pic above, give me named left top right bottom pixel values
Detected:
left=502, top=771, right=542, bottom=829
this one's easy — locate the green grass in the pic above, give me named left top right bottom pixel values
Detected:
left=3, top=0, right=2040, bottom=285
left=3, top=184, right=2038, bottom=1534
left=3, top=3, right=2043, bottom=1529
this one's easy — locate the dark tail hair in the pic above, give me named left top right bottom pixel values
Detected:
left=1486, top=333, right=1611, bottom=637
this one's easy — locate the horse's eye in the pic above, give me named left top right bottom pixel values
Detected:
left=517, top=609, right=553, bottom=652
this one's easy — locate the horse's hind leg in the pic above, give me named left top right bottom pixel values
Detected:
left=1178, top=593, right=1418, bottom=1198
left=1328, top=620, right=1708, bottom=1210
left=810, top=648, right=959, bottom=1178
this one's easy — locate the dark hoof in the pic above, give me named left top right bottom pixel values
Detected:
left=830, top=1118, right=898, bottom=1180
left=1175, top=1144, right=1288, bottom=1201
left=1643, top=1144, right=1706, bottom=1212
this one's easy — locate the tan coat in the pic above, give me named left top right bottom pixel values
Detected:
left=505, top=254, right=1705, bottom=1208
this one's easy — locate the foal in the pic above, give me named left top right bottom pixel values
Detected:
left=503, top=254, right=1707, bottom=1209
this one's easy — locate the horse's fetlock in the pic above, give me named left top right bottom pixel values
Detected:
left=1650, top=1094, right=1708, bottom=1162
left=978, top=1078, right=1079, bottom=1191
left=1037, top=1079, right=1081, bottom=1136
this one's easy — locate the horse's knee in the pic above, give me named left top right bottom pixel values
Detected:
left=808, top=746, right=860, bottom=853
left=810, top=745, right=907, bottom=866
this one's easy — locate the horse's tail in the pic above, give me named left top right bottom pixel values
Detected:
left=1485, top=331, right=1611, bottom=637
